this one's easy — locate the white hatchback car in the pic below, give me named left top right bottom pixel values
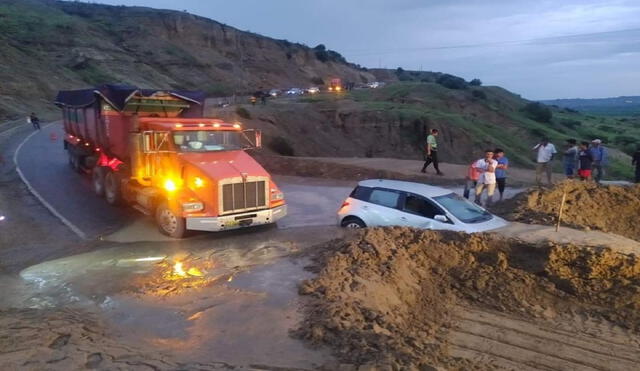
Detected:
left=337, top=179, right=508, bottom=233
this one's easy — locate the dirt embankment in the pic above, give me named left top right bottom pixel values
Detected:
left=296, top=228, right=640, bottom=369
left=493, top=181, right=640, bottom=241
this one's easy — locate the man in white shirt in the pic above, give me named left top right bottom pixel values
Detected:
left=474, top=149, right=498, bottom=206
left=533, top=137, right=557, bottom=185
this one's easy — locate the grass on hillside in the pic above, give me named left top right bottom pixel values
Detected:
left=300, top=82, right=638, bottom=180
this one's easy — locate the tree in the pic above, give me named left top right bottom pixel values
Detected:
left=395, top=67, right=405, bottom=75
left=469, top=78, right=482, bottom=86
left=522, top=102, right=552, bottom=123
left=436, top=74, right=468, bottom=90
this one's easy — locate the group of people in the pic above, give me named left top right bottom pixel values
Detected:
left=420, top=129, right=639, bottom=206
left=462, top=148, right=509, bottom=205
left=532, top=137, right=609, bottom=184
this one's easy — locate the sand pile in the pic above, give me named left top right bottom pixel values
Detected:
left=493, top=181, right=640, bottom=241
left=296, top=228, right=640, bottom=369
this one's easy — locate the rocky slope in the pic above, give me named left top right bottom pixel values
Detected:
left=0, top=0, right=373, bottom=118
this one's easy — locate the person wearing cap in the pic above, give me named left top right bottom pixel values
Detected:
left=589, top=139, right=608, bottom=183
left=533, top=137, right=557, bottom=185
left=563, top=139, right=579, bottom=179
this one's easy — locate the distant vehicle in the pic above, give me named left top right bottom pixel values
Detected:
left=269, top=89, right=281, bottom=97
left=366, top=81, right=384, bottom=88
left=285, top=88, right=304, bottom=95
left=307, top=86, right=320, bottom=94
left=55, top=85, right=286, bottom=238
left=327, top=78, right=342, bottom=92
left=337, top=179, right=508, bottom=233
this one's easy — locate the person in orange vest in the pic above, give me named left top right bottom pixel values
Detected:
left=463, top=159, right=480, bottom=199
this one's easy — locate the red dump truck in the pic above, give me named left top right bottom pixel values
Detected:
left=327, top=78, right=342, bottom=92
left=54, top=85, right=286, bottom=238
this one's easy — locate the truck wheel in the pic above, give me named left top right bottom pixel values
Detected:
left=104, top=170, right=123, bottom=205
left=155, top=201, right=186, bottom=238
left=92, top=167, right=106, bottom=197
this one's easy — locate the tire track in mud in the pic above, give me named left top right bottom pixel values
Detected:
left=449, top=307, right=640, bottom=371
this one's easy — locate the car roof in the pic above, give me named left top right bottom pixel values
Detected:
left=357, top=179, right=452, bottom=198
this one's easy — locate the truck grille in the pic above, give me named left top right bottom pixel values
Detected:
left=222, top=180, right=267, bottom=213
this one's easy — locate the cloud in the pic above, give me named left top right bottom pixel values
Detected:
left=86, top=0, right=640, bottom=98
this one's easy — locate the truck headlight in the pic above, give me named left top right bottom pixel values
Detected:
left=270, top=190, right=284, bottom=201
left=182, top=202, right=204, bottom=212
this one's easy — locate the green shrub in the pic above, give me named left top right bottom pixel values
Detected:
left=236, top=106, right=251, bottom=120
left=469, top=78, right=482, bottom=86
left=436, top=74, right=468, bottom=90
left=472, top=89, right=486, bottom=99
left=559, top=119, right=581, bottom=129
left=522, top=102, right=552, bottom=123
left=268, top=136, right=295, bottom=156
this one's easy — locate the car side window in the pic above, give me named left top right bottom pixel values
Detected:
left=403, top=193, right=443, bottom=219
left=368, top=189, right=400, bottom=209
left=350, top=186, right=372, bottom=201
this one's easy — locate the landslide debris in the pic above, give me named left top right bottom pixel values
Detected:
left=492, top=181, right=640, bottom=241
left=296, top=228, right=640, bottom=369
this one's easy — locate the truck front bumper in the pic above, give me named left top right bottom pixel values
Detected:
left=185, top=205, right=287, bottom=232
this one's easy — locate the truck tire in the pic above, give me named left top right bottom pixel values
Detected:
left=155, top=201, right=186, bottom=238
left=104, top=170, right=123, bottom=205
left=92, top=167, right=106, bottom=197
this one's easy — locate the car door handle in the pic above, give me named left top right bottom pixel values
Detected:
left=363, top=206, right=369, bottom=209
left=400, top=217, right=407, bottom=220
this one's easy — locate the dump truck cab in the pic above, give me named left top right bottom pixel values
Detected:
left=56, top=85, right=286, bottom=238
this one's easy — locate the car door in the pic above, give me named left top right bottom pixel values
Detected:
left=361, top=188, right=407, bottom=226
left=399, top=192, right=460, bottom=231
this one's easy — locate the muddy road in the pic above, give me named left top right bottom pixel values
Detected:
left=3, top=121, right=640, bottom=370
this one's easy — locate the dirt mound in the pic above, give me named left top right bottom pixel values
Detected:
left=296, top=228, right=640, bottom=369
left=492, top=181, right=640, bottom=241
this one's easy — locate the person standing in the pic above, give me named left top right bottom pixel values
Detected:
left=589, top=139, right=608, bottom=183
left=533, top=137, right=557, bottom=185
left=474, top=149, right=498, bottom=206
left=420, top=129, right=443, bottom=175
left=563, top=139, right=579, bottom=179
left=578, top=141, right=594, bottom=181
left=494, top=148, right=509, bottom=201
left=463, top=159, right=480, bottom=199
left=632, top=147, right=640, bottom=183
left=30, top=112, right=40, bottom=130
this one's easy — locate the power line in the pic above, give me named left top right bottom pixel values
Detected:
left=344, top=27, right=640, bottom=56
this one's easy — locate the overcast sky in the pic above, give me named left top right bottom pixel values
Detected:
left=92, top=0, right=640, bottom=99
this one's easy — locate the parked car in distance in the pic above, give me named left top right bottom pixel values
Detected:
left=337, top=179, right=508, bottom=233
left=366, top=81, right=385, bottom=89
left=307, top=86, right=320, bottom=94
left=269, top=89, right=281, bottom=97
left=285, top=88, right=304, bottom=95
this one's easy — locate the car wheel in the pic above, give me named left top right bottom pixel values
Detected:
left=155, top=201, right=186, bottom=238
left=341, top=217, right=366, bottom=229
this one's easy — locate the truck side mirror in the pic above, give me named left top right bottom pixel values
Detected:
left=242, top=129, right=262, bottom=149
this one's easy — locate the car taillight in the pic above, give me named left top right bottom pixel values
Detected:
left=338, top=201, right=349, bottom=211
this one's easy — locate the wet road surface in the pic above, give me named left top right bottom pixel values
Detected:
left=15, top=123, right=523, bottom=243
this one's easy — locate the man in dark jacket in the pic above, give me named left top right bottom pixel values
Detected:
left=30, top=112, right=40, bottom=130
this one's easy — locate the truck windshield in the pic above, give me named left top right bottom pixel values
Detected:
left=173, top=130, right=243, bottom=152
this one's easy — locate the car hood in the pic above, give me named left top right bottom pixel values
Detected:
left=177, top=150, right=270, bottom=181
left=463, top=215, right=509, bottom=233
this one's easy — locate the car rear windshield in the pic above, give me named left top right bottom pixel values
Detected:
left=433, top=193, right=492, bottom=223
